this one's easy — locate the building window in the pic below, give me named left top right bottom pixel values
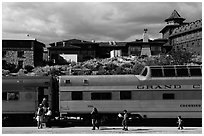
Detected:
left=197, top=41, right=200, bottom=47
left=176, top=37, right=179, bottom=43
left=186, top=35, right=189, bottom=40
left=197, top=32, right=200, bottom=37
left=163, top=93, right=175, bottom=100
left=91, top=92, right=112, bottom=100
left=120, top=91, right=131, bottom=100
left=191, top=33, right=194, bottom=39
left=130, top=46, right=141, bottom=55
left=17, top=51, right=24, bottom=58
left=71, top=91, right=83, bottom=100
left=181, top=36, right=184, bottom=41
left=151, top=46, right=161, bottom=51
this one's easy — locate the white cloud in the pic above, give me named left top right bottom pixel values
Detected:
left=2, top=2, right=202, bottom=44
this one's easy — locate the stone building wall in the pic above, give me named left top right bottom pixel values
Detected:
left=2, top=50, right=34, bottom=68
left=170, top=19, right=202, bottom=55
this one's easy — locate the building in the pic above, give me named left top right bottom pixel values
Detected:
left=2, top=35, right=45, bottom=68
left=97, top=41, right=128, bottom=58
left=170, top=19, right=202, bottom=55
left=160, top=10, right=202, bottom=55
left=48, top=39, right=98, bottom=63
left=48, top=30, right=167, bottom=63
left=127, top=29, right=167, bottom=56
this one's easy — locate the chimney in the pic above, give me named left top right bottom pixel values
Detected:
left=143, top=29, right=149, bottom=42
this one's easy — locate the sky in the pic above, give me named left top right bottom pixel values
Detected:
left=2, top=2, right=202, bottom=45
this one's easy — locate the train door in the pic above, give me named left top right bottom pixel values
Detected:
left=37, top=87, right=49, bottom=106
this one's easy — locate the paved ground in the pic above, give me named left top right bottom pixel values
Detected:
left=2, top=126, right=202, bottom=134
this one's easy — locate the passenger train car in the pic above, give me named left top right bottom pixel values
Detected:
left=2, top=65, right=202, bottom=126
left=58, top=65, right=202, bottom=126
left=2, top=76, right=58, bottom=126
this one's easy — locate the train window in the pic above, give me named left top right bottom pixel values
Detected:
left=72, top=91, right=83, bottom=100
left=189, top=68, right=202, bottom=76
left=65, top=80, right=71, bottom=84
left=163, top=93, right=175, bottom=100
left=151, top=68, right=163, bottom=77
left=176, top=68, right=189, bottom=77
left=120, top=91, right=131, bottom=100
left=91, top=92, right=112, bottom=100
left=83, top=79, right=89, bottom=85
left=164, top=68, right=176, bottom=77
left=141, top=68, right=148, bottom=76
left=7, top=92, right=19, bottom=101
left=2, top=92, right=7, bottom=100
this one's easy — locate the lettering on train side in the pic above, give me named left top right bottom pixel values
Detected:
left=180, top=104, right=201, bottom=108
left=136, top=85, right=201, bottom=90
left=136, top=85, right=182, bottom=90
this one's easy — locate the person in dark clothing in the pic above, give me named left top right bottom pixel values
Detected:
left=122, top=110, right=128, bottom=131
left=91, top=107, right=99, bottom=130
left=42, top=98, right=49, bottom=108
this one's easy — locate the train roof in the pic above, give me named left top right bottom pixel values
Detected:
left=59, top=75, right=140, bottom=86
left=2, top=76, right=52, bottom=90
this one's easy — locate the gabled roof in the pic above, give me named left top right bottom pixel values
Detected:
left=165, top=10, right=185, bottom=22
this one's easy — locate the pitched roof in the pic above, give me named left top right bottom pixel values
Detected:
left=165, top=10, right=185, bottom=22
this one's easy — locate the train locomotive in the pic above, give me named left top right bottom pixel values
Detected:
left=2, top=65, right=202, bottom=126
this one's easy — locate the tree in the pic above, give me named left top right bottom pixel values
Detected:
left=132, top=63, right=145, bottom=75
left=168, top=46, right=194, bottom=65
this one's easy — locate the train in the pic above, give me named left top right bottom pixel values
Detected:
left=2, top=65, right=202, bottom=126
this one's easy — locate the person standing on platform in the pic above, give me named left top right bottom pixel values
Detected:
left=36, top=104, right=44, bottom=129
left=91, top=107, right=99, bottom=130
left=122, top=110, right=128, bottom=131
left=177, top=116, right=184, bottom=130
left=42, top=97, right=49, bottom=108
left=45, top=107, right=52, bottom=128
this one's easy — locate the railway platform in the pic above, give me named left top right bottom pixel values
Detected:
left=2, top=126, right=202, bottom=134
